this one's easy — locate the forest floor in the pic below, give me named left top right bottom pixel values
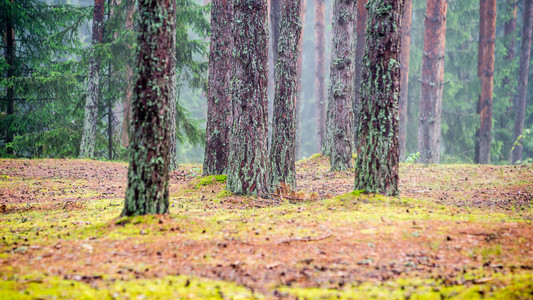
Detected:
left=0, top=155, right=532, bottom=299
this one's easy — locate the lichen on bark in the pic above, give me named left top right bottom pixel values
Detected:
left=354, top=0, right=403, bottom=196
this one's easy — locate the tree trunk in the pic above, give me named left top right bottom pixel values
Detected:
left=80, top=0, right=105, bottom=158
left=121, top=2, right=135, bottom=147
left=270, top=0, right=281, bottom=70
left=354, top=0, right=403, bottom=196
left=314, top=0, right=326, bottom=151
left=4, top=4, right=16, bottom=154
left=168, top=0, right=178, bottom=171
left=227, top=0, right=269, bottom=196
left=295, top=0, right=306, bottom=160
left=203, top=0, right=234, bottom=175
left=398, top=0, right=412, bottom=161
left=353, top=0, right=368, bottom=148
left=417, top=0, right=447, bottom=164
left=512, top=0, right=533, bottom=163
left=476, top=0, right=497, bottom=164
left=122, top=0, right=176, bottom=216
left=269, top=0, right=303, bottom=190
left=325, top=0, right=356, bottom=171
left=502, top=1, right=517, bottom=162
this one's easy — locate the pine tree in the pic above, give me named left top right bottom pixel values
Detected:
left=269, top=0, right=303, bottom=190
left=512, top=0, right=533, bottom=163
left=324, top=0, right=356, bottom=171
left=353, top=0, right=368, bottom=147
left=354, top=0, right=403, bottom=196
left=79, top=0, right=106, bottom=159
left=122, top=0, right=176, bottom=216
left=203, top=0, right=234, bottom=175
left=417, top=0, right=447, bottom=163
left=476, top=0, right=497, bottom=164
left=226, top=0, right=269, bottom=196
left=314, top=0, right=326, bottom=150
left=398, top=0, right=412, bottom=160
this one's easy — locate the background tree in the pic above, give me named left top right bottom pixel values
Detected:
left=203, top=0, right=233, bottom=175
left=417, top=0, right=447, bottom=163
left=79, top=0, right=105, bottom=158
left=399, top=0, right=412, bottom=160
left=269, top=0, right=303, bottom=190
left=512, top=0, right=533, bottom=163
left=476, top=0, right=497, bottom=164
left=314, top=0, right=326, bottom=150
left=353, top=0, right=368, bottom=147
left=354, top=0, right=403, bottom=196
left=122, top=0, right=176, bottom=216
left=324, top=0, right=356, bottom=171
left=226, top=0, right=269, bottom=196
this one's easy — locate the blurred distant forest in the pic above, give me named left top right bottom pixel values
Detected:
left=2, top=0, right=533, bottom=164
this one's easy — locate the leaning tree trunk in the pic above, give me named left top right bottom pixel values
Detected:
left=269, top=0, right=303, bottom=190
left=512, top=0, right=533, bottom=163
left=122, top=0, right=176, bottom=216
left=325, top=0, right=356, bottom=171
left=353, top=0, right=368, bottom=148
left=314, top=0, right=326, bottom=151
left=203, top=0, right=234, bottom=175
left=398, top=0, right=412, bottom=161
left=417, top=0, right=447, bottom=164
left=476, top=0, right=497, bottom=164
left=227, top=0, right=269, bottom=196
left=80, top=0, right=105, bottom=158
left=354, top=0, right=403, bottom=196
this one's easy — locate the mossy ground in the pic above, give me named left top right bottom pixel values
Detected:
left=0, top=157, right=532, bottom=299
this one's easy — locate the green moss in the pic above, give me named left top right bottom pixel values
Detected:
left=194, top=175, right=227, bottom=189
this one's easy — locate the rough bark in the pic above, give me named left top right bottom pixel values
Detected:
left=398, top=0, right=411, bottom=161
left=324, top=0, right=356, bottom=171
left=227, top=0, right=269, bottom=196
left=4, top=5, right=16, bottom=154
left=417, top=0, right=447, bottom=164
left=269, top=0, right=303, bottom=190
left=122, top=0, right=176, bottom=216
left=476, top=0, right=497, bottom=164
left=270, top=0, right=281, bottom=70
left=80, top=0, right=105, bottom=158
left=314, top=0, right=326, bottom=150
left=354, top=0, right=403, bottom=196
left=295, top=0, right=306, bottom=159
left=353, top=0, right=368, bottom=148
left=203, top=0, right=234, bottom=175
left=168, top=0, right=178, bottom=171
left=512, top=0, right=533, bottom=163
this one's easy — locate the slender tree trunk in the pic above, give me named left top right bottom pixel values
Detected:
left=227, top=0, right=269, bottom=196
left=270, top=0, right=281, bottom=70
left=122, top=0, right=176, bottom=216
left=4, top=6, right=16, bottom=154
left=353, top=0, right=368, bottom=148
left=203, top=0, right=234, bottom=175
left=502, top=1, right=517, bottom=162
left=476, top=0, right=497, bottom=164
left=417, top=0, right=447, bottom=164
left=121, top=2, right=135, bottom=147
left=314, top=0, right=326, bottom=151
left=269, top=0, right=303, bottom=190
left=354, top=0, right=403, bottom=196
left=295, top=0, right=306, bottom=160
left=168, top=0, right=178, bottom=171
left=80, top=0, right=105, bottom=158
left=398, top=0, right=412, bottom=161
left=325, top=0, right=356, bottom=171
left=512, top=0, right=533, bottom=163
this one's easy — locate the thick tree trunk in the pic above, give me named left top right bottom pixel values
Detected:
left=512, top=0, right=533, bottom=163
left=476, top=0, right=497, bottom=164
left=324, top=0, right=356, bottom=171
left=269, top=0, right=303, bottom=190
left=122, top=0, right=176, bottom=216
left=398, top=0, right=412, bottom=161
left=353, top=0, right=368, bottom=148
left=80, top=0, right=105, bottom=158
left=227, top=0, right=269, bottom=196
left=417, top=0, right=447, bottom=164
left=354, top=0, right=403, bottom=196
left=203, top=0, right=234, bottom=175
left=4, top=8, right=16, bottom=154
left=314, top=0, right=326, bottom=151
